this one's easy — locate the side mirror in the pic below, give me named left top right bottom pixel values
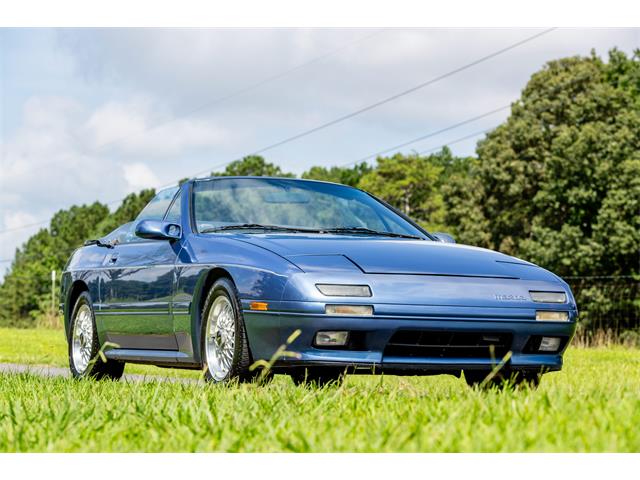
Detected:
left=433, top=232, right=456, bottom=244
left=135, top=220, right=181, bottom=241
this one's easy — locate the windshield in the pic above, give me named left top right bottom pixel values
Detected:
left=192, top=178, right=427, bottom=238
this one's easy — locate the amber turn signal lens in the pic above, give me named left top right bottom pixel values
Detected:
left=250, top=301, right=269, bottom=311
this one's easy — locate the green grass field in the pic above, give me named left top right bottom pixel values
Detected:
left=0, top=327, right=639, bottom=452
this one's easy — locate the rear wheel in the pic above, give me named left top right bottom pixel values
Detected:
left=68, top=292, right=124, bottom=380
left=201, top=278, right=254, bottom=383
left=289, top=367, right=345, bottom=387
left=464, top=370, right=541, bottom=389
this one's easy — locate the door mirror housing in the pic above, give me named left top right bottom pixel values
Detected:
left=135, top=220, right=181, bottom=241
left=433, top=232, right=456, bottom=244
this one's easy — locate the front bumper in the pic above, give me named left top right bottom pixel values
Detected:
left=242, top=301, right=578, bottom=375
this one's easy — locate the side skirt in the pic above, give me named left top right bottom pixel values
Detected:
left=104, top=349, right=200, bottom=369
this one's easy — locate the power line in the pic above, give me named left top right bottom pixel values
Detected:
left=0, top=127, right=498, bottom=263
left=0, top=245, right=80, bottom=264
left=85, top=29, right=389, bottom=154
left=330, top=126, right=497, bottom=176
left=0, top=32, right=386, bottom=237
left=0, top=126, right=498, bottom=261
left=338, top=105, right=509, bottom=168
left=0, top=28, right=556, bottom=237
left=6, top=30, right=389, bottom=177
left=418, top=127, right=496, bottom=155
left=220, top=28, right=555, bottom=163
left=178, top=28, right=557, bottom=182
left=0, top=221, right=51, bottom=235
left=0, top=129, right=497, bottom=268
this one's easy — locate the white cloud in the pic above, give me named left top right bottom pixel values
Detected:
left=57, top=28, right=638, bottom=122
left=122, top=162, right=160, bottom=191
left=0, top=211, right=41, bottom=269
left=3, top=211, right=37, bottom=231
left=0, top=94, right=232, bottom=275
left=83, top=99, right=232, bottom=156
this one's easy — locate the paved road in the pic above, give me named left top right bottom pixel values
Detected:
left=0, top=363, right=197, bottom=383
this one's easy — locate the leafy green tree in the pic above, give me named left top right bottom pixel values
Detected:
left=212, top=155, right=294, bottom=177
left=359, top=151, right=464, bottom=231
left=0, top=191, right=157, bottom=326
left=442, top=156, right=492, bottom=246
left=451, top=49, right=639, bottom=278
left=0, top=202, right=110, bottom=324
left=446, top=49, right=640, bottom=334
left=302, top=162, right=372, bottom=187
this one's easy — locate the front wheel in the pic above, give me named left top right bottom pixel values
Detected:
left=201, top=278, right=254, bottom=383
left=68, top=292, right=124, bottom=380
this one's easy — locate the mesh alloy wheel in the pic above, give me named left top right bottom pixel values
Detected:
left=71, top=303, right=94, bottom=374
left=204, top=296, right=237, bottom=381
left=68, top=291, right=124, bottom=380
left=200, top=278, right=254, bottom=383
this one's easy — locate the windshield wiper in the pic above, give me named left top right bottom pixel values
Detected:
left=200, top=224, right=321, bottom=234
left=201, top=224, right=423, bottom=239
left=319, top=227, right=423, bottom=240
left=84, top=239, right=114, bottom=249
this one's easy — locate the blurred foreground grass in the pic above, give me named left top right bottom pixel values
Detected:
left=0, top=327, right=639, bottom=452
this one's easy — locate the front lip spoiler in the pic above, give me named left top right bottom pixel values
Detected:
left=271, top=359, right=562, bottom=374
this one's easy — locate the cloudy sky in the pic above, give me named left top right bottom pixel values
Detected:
left=0, top=27, right=638, bottom=275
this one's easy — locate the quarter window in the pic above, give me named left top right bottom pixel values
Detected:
left=164, top=192, right=182, bottom=224
left=136, top=186, right=179, bottom=222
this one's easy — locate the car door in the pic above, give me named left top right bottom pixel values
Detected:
left=100, top=187, right=182, bottom=350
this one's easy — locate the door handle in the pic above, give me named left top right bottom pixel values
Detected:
left=109, top=253, right=119, bottom=264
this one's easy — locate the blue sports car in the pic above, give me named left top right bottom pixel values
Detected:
left=61, top=177, right=577, bottom=387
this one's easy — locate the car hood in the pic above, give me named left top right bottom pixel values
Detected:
left=233, top=234, right=549, bottom=280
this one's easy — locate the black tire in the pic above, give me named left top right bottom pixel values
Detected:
left=200, top=278, right=254, bottom=383
left=464, top=370, right=541, bottom=389
left=68, top=292, right=125, bottom=380
left=289, top=367, right=345, bottom=387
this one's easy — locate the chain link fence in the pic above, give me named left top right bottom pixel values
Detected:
left=565, top=276, right=640, bottom=345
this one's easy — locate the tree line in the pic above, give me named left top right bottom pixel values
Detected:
left=1, top=49, right=638, bottom=336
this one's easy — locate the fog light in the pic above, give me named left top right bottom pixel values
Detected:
left=536, top=310, right=569, bottom=322
left=315, top=331, right=349, bottom=347
left=539, top=336, right=562, bottom=352
left=325, top=305, right=373, bottom=316
left=530, top=291, right=567, bottom=303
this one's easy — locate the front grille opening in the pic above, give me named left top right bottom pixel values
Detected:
left=384, top=330, right=513, bottom=359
